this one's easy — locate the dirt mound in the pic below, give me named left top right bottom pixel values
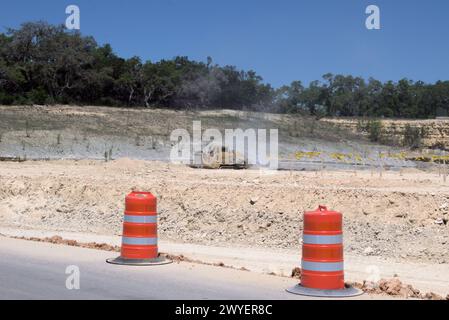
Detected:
left=350, top=278, right=447, bottom=300
left=15, top=235, right=120, bottom=252
left=290, top=267, right=447, bottom=300
left=291, top=267, right=302, bottom=279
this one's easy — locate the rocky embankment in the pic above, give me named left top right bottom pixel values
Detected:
left=323, top=118, right=449, bottom=150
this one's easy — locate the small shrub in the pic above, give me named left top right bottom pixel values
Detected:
left=13, top=95, right=31, bottom=105
left=0, top=92, right=14, bottom=105
left=25, top=119, right=31, bottom=138
left=403, top=124, right=425, bottom=149
left=98, top=97, right=119, bottom=107
left=368, top=120, right=383, bottom=142
left=356, top=119, right=368, bottom=133
left=150, top=137, right=156, bottom=150
left=431, top=141, right=447, bottom=151
left=135, top=135, right=142, bottom=146
left=27, top=88, right=49, bottom=105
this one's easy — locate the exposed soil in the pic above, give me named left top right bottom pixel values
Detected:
left=10, top=235, right=121, bottom=252
left=1, top=105, right=448, bottom=300
left=289, top=266, right=448, bottom=300
left=0, top=105, right=421, bottom=169
left=349, top=278, right=448, bottom=300
left=0, top=159, right=448, bottom=265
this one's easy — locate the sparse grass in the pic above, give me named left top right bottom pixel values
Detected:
left=0, top=105, right=392, bottom=162
left=135, top=135, right=142, bottom=147
left=150, top=137, right=156, bottom=150
left=25, top=119, right=31, bottom=138
left=1, top=105, right=363, bottom=145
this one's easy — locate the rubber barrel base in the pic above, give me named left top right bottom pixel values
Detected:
left=106, top=256, right=172, bottom=266
left=286, top=284, right=364, bottom=298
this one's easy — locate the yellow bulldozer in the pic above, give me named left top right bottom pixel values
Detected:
left=191, top=143, right=248, bottom=169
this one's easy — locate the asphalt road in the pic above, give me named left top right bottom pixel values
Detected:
left=0, top=237, right=374, bottom=300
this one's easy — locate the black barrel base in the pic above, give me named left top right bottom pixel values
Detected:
left=286, top=284, right=364, bottom=298
left=106, top=256, right=172, bottom=266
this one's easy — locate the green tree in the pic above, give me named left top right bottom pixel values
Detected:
left=117, top=56, right=142, bottom=105
left=0, top=21, right=448, bottom=118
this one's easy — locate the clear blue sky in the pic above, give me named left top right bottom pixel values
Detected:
left=1, top=0, right=448, bottom=88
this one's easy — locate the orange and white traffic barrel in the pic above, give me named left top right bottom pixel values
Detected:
left=287, top=205, right=362, bottom=297
left=107, top=191, right=171, bottom=266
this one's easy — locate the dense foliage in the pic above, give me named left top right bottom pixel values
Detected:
left=1, top=22, right=448, bottom=118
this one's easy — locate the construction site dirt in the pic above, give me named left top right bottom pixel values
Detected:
left=1, top=105, right=449, bottom=299
left=0, top=159, right=447, bottom=265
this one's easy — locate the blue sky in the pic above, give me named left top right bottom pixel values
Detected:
left=1, top=0, right=448, bottom=87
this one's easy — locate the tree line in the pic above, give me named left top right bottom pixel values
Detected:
left=0, top=22, right=448, bottom=119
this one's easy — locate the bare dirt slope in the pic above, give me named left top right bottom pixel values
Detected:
left=0, top=105, right=418, bottom=169
left=0, top=159, right=448, bottom=264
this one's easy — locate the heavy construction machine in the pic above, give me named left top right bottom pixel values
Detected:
left=191, top=143, right=248, bottom=169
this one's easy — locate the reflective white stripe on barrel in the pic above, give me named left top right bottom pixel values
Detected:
left=124, top=215, right=157, bottom=224
left=122, top=237, right=157, bottom=245
left=301, top=260, right=344, bottom=272
left=303, top=234, right=343, bottom=245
